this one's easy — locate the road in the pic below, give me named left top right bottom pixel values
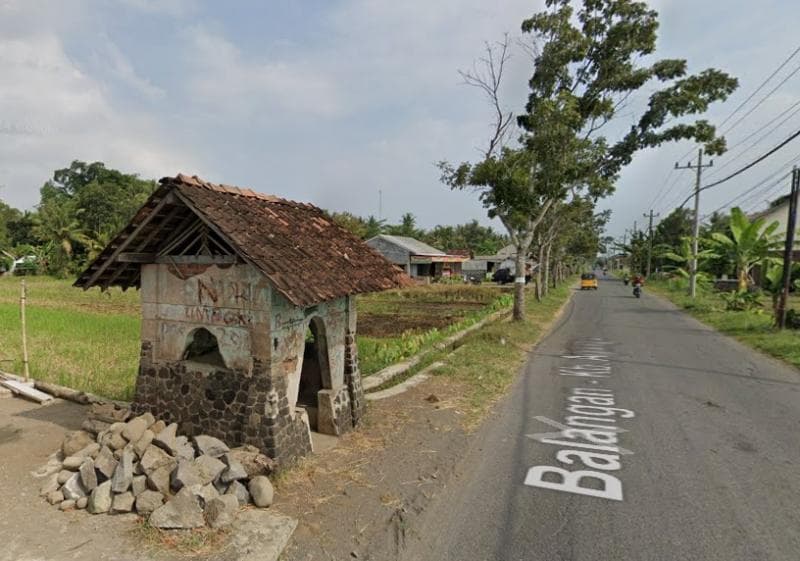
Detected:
left=400, top=275, right=800, bottom=561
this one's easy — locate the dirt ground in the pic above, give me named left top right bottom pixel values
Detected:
left=0, top=396, right=295, bottom=561
left=277, top=375, right=480, bottom=561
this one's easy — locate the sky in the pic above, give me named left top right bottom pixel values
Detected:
left=1, top=0, right=799, bottom=241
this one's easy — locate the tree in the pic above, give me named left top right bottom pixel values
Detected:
left=706, top=207, right=782, bottom=292
left=385, top=213, right=423, bottom=238
left=41, top=160, right=156, bottom=240
left=661, top=236, right=713, bottom=282
left=441, top=0, right=738, bottom=320
left=0, top=199, right=21, bottom=250
left=330, top=211, right=368, bottom=239
left=363, top=215, right=385, bottom=239
left=32, top=200, right=88, bottom=276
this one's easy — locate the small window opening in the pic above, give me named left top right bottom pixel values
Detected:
left=183, top=327, right=226, bottom=368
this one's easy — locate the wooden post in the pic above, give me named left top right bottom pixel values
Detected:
left=777, top=168, right=799, bottom=329
left=20, top=279, right=30, bottom=381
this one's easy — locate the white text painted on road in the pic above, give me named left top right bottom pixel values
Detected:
left=524, top=338, right=635, bottom=501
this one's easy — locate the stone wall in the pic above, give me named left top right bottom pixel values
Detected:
left=131, top=262, right=367, bottom=466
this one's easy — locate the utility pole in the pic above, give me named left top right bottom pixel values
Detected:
left=675, top=149, right=713, bottom=298
left=777, top=167, right=799, bottom=329
left=643, top=210, right=660, bottom=278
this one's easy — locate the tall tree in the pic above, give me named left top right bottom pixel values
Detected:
left=441, top=0, right=738, bottom=320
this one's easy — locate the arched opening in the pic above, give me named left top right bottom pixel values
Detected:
left=297, top=316, right=331, bottom=431
left=183, top=327, right=226, bottom=368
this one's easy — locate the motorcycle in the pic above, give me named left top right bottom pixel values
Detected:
left=633, top=282, right=642, bottom=298
left=623, top=277, right=630, bottom=286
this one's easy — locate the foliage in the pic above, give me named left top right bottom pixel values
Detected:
left=660, top=236, right=713, bottom=283
left=786, top=309, right=800, bottom=330
left=441, top=0, right=737, bottom=319
left=705, top=207, right=782, bottom=291
left=719, top=290, right=762, bottom=312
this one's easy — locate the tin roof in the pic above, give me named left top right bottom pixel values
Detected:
left=367, top=234, right=447, bottom=256
left=75, top=174, right=411, bottom=307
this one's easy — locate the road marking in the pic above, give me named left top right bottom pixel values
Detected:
left=523, top=339, right=635, bottom=501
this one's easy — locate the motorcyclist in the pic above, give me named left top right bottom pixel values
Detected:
left=632, top=274, right=644, bottom=286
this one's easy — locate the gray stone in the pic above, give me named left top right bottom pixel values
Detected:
left=94, top=446, right=118, bottom=480
left=226, top=509, right=298, bottom=561
left=229, top=445, right=275, bottom=478
left=131, top=475, right=147, bottom=497
left=79, top=458, right=98, bottom=491
left=248, top=476, right=274, bottom=508
left=188, top=483, right=219, bottom=507
left=108, top=421, right=126, bottom=434
left=62, top=455, right=84, bottom=470
left=150, top=420, right=166, bottom=434
left=122, top=416, right=148, bottom=443
left=220, top=456, right=248, bottom=483
left=133, top=429, right=154, bottom=457
left=57, top=469, right=73, bottom=484
left=46, top=490, right=64, bottom=505
left=88, top=480, right=113, bottom=514
left=111, top=449, right=134, bottom=493
left=193, top=435, right=229, bottom=458
left=40, top=472, right=60, bottom=496
left=171, top=460, right=202, bottom=491
left=76, top=497, right=88, bottom=509
left=87, top=402, right=130, bottom=424
left=135, top=490, right=164, bottom=515
left=108, top=431, right=128, bottom=451
left=175, top=441, right=196, bottom=461
left=81, top=418, right=110, bottom=436
left=205, top=495, right=239, bottom=529
left=140, top=445, right=176, bottom=475
left=62, top=472, right=88, bottom=500
left=225, top=480, right=251, bottom=506
left=112, top=491, right=135, bottom=513
left=73, top=442, right=100, bottom=459
left=62, top=430, right=93, bottom=457
left=193, top=454, right=225, bottom=485
left=59, top=499, right=76, bottom=511
left=146, top=464, right=173, bottom=495
left=148, top=487, right=205, bottom=529
left=152, top=422, right=178, bottom=455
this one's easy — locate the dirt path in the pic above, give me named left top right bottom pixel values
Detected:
left=277, top=375, right=486, bottom=561
left=0, top=396, right=153, bottom=561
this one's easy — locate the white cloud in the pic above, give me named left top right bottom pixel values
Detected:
left=0, top=32, right=198, bottom=209
left=181, top=25, right=344, bottom=120
left=117, top=0, right=195, bottom=17
left=94, top=36, right=165, bottom=100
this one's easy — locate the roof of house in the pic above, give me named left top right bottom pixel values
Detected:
left=74, top=174, right=411, bottom=307
left=368, top=234, right=447, bottom=256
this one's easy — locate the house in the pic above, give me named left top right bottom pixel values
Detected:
left=751, top=194, right=800, bottom=251
left=75, top=174, right=410, bottom=465
left=463, top=244, right=536, bottom=280
left=365, top=234, right=468, bottom=280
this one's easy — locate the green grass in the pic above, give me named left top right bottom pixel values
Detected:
left=0, top=276, right=512, bottom=400
left=648, top=278, right=800, bottom=370
left=430, top=280, right=576, bottom=424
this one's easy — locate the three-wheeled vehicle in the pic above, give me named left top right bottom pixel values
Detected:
left=580, top=272, right=598, bottom=290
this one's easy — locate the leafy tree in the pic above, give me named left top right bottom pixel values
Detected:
left=6, top=210, right=39, bottom=248
left=654, top=208, right=693, bottom=251
left=0, top=199, right=21, bottom=250
left=441, top=0, right=738, bottom=320
left=363, top=215, right=385, bottom=239
left=32, top=200, right=88, bottom=276
left=660, top=236, right=713, bottom=282
left=385, top=213, right=423, bottom=239
left=330, top=211, right=369, bottom=239
left=706, top=207, right=781, bottom=291
left=41, top=160, right=156, bottom=240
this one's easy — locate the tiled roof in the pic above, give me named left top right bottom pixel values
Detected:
left=75, top=174, right=411, bottom=307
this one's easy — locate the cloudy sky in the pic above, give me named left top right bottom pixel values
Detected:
left=1, top=0, right=799, bottom=241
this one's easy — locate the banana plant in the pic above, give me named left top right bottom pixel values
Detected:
left=705, top=207, right=782, bottom=292
left=660, top=236, right=714, bottom=283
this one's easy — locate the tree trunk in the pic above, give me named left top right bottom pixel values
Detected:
left=543, top=244, right=552, bottom=295
left=536, top=242, right=545, bottom=302
left=738, top=266, right=748, bottom=292
left=512, top=247, right=527, bottom=321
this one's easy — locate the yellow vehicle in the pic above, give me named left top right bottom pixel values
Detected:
left=580, top=272, right=598, bottom=290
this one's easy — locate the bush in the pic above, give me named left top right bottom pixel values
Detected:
left=719, top=290, right=762, bottom=312
left=786, top=309, right=800, bottom=329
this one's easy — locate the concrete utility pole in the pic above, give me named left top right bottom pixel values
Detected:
left=777, top=167, right=799, bottom=329
left=675, top=149, right=714, bottom=298
left=643, top=210, right=660, bottom=278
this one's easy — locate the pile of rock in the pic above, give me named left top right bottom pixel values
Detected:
left=37, top=410, right=277, bottom=529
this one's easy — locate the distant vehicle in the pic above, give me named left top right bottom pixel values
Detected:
left=580, top=272, right=598, bottom=290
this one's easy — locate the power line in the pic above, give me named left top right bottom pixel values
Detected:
left=721, top=61, right=800, bottom=136
left=705, top=99, right=800, bottom=179
left=678, top=128, right=800, bottom=208
left=718, top=45, right=800, bottom=132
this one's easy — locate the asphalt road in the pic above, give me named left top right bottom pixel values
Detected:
left=401, top=275, right=800, bottom=561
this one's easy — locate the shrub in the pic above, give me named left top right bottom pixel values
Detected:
left=719, top=290, right=762, bottom=312
left=786, top=309, right=800, bottom=330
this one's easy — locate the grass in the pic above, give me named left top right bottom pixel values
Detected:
left=648, top=278, right=800, bottom=370
left=429, top=279, right=576, bottom=425
left=0, top=276, right=511, bottom=401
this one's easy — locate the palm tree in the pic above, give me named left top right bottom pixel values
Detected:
left=706, top=207, right=781, bottom=292
left=32, top=202, right=87, bottom=275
